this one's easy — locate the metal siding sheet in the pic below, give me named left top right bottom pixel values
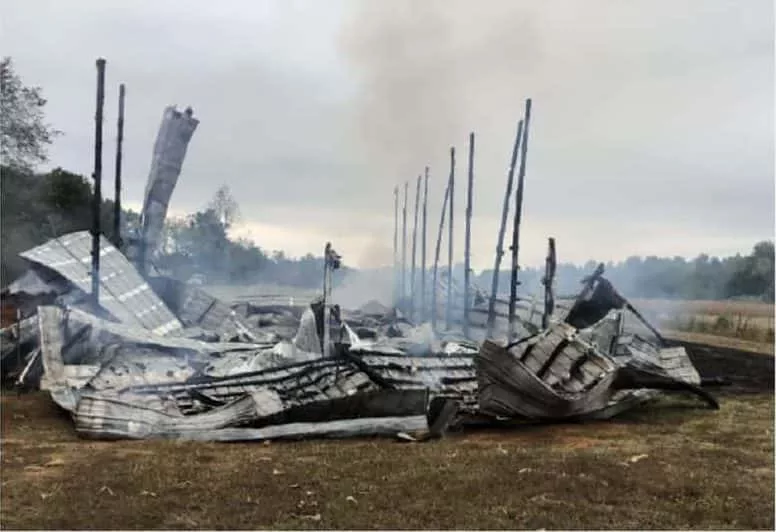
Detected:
left=20, top=232, right=182, bottom=335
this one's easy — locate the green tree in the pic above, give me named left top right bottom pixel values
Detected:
left=0, top=57, right=60, bottom=171
left=726, top=241, right=775, bottom=301
left=1, top=165, right=138, bottom=285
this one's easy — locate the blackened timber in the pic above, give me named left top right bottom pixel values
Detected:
left=431, top=171, right=452, bottom=331
left=568, top=348, right=590, bottom=381
left=420, top=167, right=429, bottom=321
left=487, top=120, right=523, bottom=338
left=410, top=175, right=421, bottom=320
left=542, top=237, right=556, bottom=329
left=508, top=98, right=532, bottom=340
left=393, top=186, right=399, bottom=308
left=463, top=133, right=475, bottom=338
left=401, top=182, right=408, bottom=311
left=91, top=58, right=106, bottom=307
left=446, top=147, right=455, bottom=330
left=518, top=341, right=537, bottom=362
left=113, top=83, right=125, bottom=249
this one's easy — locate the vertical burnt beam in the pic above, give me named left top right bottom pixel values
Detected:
left=487, top=119, right=523, bottom=337
left=508, top=98, right=532, bottom=340
left=431, top=172, right=452, bottom=331
left=420, top=166, right=429, bottom=321
left=113, top=83, right=125, bottom=249
left=15, top=308, right=21, bottom=380
left=463, top=132, right=475, bottom=338
left=446, top=147, right=455, bottom=330
left=322, top=242, right=332, bottom=358
left=542, top=237, right=557, bottom=329
left=401, top=181, right=408, bottom=313
left=91, top=58, right=106, bottom=307
left=393, top=186, right=399, bottom=309
left=410, top=175, right=421, bottom=321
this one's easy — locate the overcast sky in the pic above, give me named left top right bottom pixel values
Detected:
left=3, top=0, right=773, bottom=270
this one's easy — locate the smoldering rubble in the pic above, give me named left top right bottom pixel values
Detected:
left=0, top=230, right=719, bottom=443
left=0, top=101, right=719, bottom=443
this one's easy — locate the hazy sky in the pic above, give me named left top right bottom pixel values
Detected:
left=3, top=0, right=773, bottom=270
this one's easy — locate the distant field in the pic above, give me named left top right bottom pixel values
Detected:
left=632, top=299, right=774, bottom=319
left=204, top=284, right=320, bottom=306
left=632, top=299, right=774, bottom=345
left=203, top=285, right=774, bottom=347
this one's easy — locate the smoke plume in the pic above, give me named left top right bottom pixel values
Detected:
left=338, top=0, right=540, bottom=185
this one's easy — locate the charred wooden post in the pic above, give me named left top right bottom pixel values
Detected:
left=624, top=300, right=668, bottom=346
left=507, top=98, right=532, bottom=340
left=393, top=186, right=399, bottom=308
left=420, top=166, right=429, bottom=321
left=15, top=308, right=21, bottom=380
left=322, top=243, right=341, bottom=358
left=542, top=237, right=557, bottom=329
left=446, top=147, right=456, bottom=330
left=463, top=133, right=475, bottom=338
left=431, top=172, right=452, bottom=331
left=401, top=181, right=408, bottom=312
left=486, top=119, right=523, bottom=338
left=113, top=83, right=125, bottom=250
left=91, top=58, right=106, bottom=307
left=410, top=175, right=421, bottom=320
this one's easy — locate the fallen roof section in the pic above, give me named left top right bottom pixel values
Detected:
left=20, top=231, right=182, bottom=336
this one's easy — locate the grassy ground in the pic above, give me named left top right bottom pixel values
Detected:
left=1, top=343, right=773, bottom=530
left=664, top=330, right=775, bottom=356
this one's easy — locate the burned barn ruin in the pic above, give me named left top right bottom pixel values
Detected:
left=0, top=59, right=721, bottom=443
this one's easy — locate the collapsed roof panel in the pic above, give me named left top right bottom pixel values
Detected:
left=20, top=231, right=182, bottom=335
left=8, top=237, right=718, bottom=443
left=147, top=276, right=270, bottom=343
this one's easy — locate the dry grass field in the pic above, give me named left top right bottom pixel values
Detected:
left=0, top=343, right=773, bottom=530
left=630, top=299, right=774, bottom=345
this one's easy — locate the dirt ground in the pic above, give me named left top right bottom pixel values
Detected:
left=0, top=342, right=773, bottom=530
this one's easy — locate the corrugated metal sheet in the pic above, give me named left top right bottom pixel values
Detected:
left=140, top=106, right=199, bottom=268
left=148, top=276, right=270, bottom=343
left=27, top=269, right=716, bottom=442
left=20, top=231, right=182, bottom=335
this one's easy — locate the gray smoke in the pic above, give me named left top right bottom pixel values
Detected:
left=337, top=0, right=774, bottom=270
left=338, top=0, right=537, bottom=184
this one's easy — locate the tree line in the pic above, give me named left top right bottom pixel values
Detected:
left=154, top=186, right=351, bottom=287
left=0, top=166, right=350, bottom=289
left=474, top=243, right=774, bottom=302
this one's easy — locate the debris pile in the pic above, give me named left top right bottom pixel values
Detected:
left=1, top=231, right=718, bottom=443
left=0, top=94, right=719, bottom=443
